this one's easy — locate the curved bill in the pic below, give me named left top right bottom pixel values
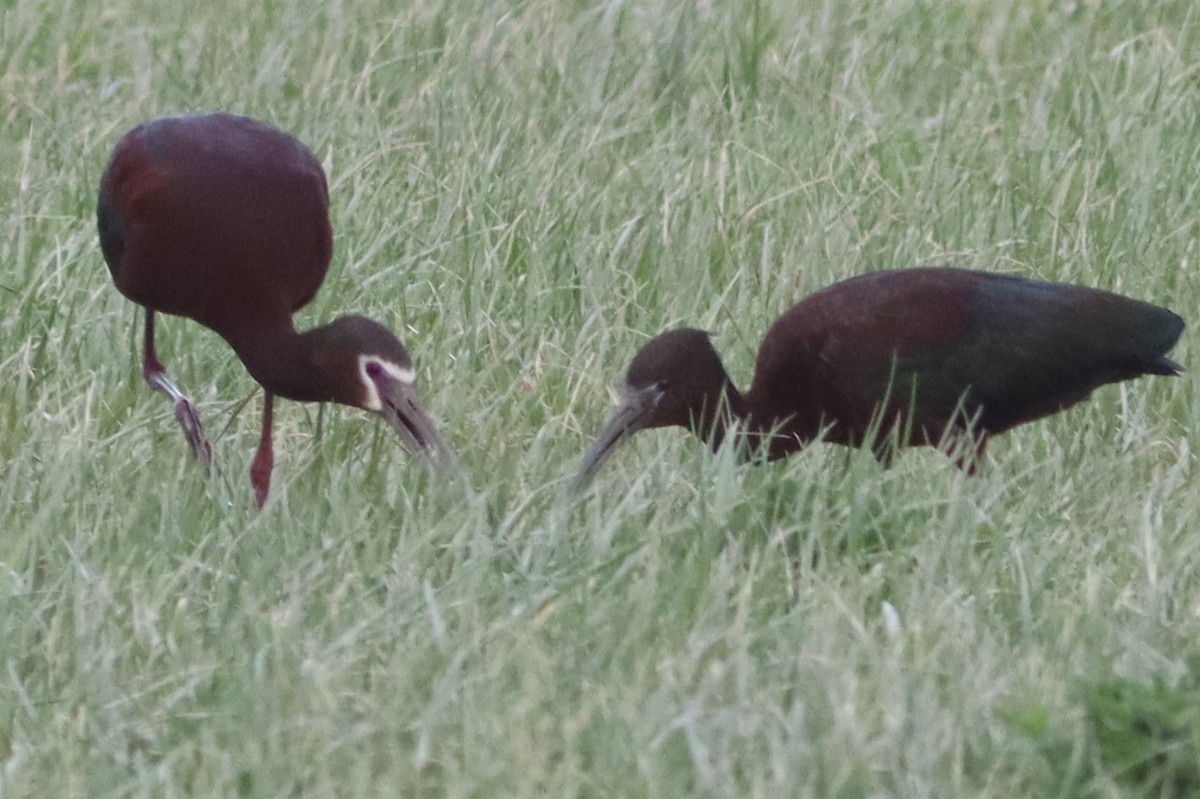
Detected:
left=572, top=383, right=664, bottom=490
left=376, top=380, right=455, bottom=470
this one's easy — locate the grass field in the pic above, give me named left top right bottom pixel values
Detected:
left=2, top=0, right=1199, bottom=795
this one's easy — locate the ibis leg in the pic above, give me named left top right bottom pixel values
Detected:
left=951, top=435, right=986, bottom=475
left=250, top=392, right=275, bottom=509
left=141, top=308, right=214, bottom=472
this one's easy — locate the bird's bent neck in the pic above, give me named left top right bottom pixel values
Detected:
left=738, top=383, right=824, bottom=461
left=223, top=321, right=344, bottom=403
left=695, top=382, right=751, bottom=453
left=714, top=382, right=816, bottom=460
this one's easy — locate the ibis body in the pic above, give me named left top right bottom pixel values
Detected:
left=98, top=112, right=451, bottom=506
left=577, top=267, right=1183, bottom=484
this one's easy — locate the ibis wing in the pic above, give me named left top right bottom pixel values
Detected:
left=931, top=279, right=1183, bottom=433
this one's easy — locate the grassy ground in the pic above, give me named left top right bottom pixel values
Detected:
left=2, top=0, right=1198, bottom=795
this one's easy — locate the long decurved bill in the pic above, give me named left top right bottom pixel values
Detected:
left=573, top=383, right=664, bottom=489
left=376, top=380, right=454, bottom=470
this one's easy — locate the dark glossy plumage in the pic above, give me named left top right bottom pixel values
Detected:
left=577, top=267, right=1183, bottom=484
left=99, top=113, right=452, bottom=506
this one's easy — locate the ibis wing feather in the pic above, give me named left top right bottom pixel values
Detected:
left=936, top=277, right=1184, bottom=432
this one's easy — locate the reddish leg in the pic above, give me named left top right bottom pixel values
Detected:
left=142, top=309, right=214, bottom=473
left=250, top=392, right=275, bottom=508
left=949, top=434, right=987, bottom=474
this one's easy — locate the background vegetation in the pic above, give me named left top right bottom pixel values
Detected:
left=2, top=0, right=1198, bottom=794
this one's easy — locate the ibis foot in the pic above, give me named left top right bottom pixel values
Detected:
left=145, top=369, right=214, bottom=474
left=173, top=396, right=214, bottom=474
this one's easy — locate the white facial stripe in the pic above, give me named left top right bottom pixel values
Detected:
left=358, top=355, right=416, bottom=411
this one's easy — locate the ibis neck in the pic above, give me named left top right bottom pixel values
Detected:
left=223, top=322, right=340, bottom=403
left=696, top=383, right=750, bottom=452
left=739, top=385, right=823, bottom=460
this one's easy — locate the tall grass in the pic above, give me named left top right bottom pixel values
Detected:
left=1, top=0, right=1197, bottom=794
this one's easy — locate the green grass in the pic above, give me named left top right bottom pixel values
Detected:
left=2, top=0, right=1198, bottom=794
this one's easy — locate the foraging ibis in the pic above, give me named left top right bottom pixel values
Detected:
left=98, top=113, right=452, bottom=506
left=577, top=267, right=1183, bottom=484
